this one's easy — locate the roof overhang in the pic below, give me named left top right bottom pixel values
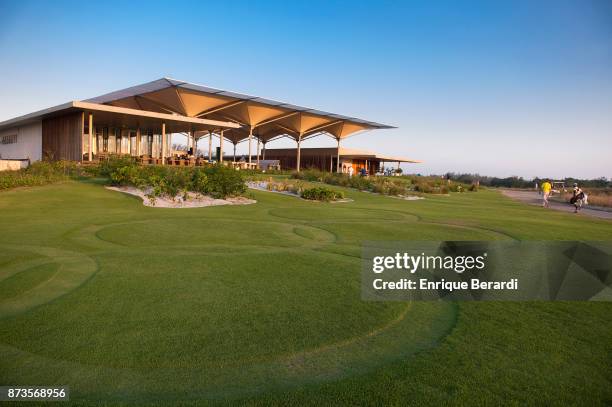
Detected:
left=339, top=147, right=421, bottom=163
left=84, top=78, right=396, bottom=139
left=340, top=153, right=421, bottom=163
left=0, top=101, right=239, bottom=133
left=262, top=147, right=421, bottom=164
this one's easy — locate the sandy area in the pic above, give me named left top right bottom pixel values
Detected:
left=392, top=195, right=425, bottom=201
left=106, top=186, right=256, bottom=208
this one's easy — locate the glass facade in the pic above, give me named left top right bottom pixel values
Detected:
left=81, top=121, right=172, bottom=160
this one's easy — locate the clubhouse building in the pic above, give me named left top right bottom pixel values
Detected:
left=0, top=78, right=418, bottom=171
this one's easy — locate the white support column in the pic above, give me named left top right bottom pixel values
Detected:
left=88, top=113, right=93, bottom=161
left=208, top=131, right=212, bottom=161
left=248, top=126, right=253, bottom=165
left=296, top=133, right=303, bottom=172
left=161, top=122, right=166, bottom=165
left=336, top=137, right=341, bottom=173
left=219, top=130, right=224, bottom=163
left=256, top=137, right=260, bottom=167
left=168, top=133, right=172, bottom=158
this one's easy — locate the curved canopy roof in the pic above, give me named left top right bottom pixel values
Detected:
left=85, top=78, right=395, bottom=143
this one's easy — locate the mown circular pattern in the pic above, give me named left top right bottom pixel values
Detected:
left=0, top=244, right=98, bottom=318
left=0, top=239, right=456, bottom=401
left=96, top=218, right=321, bottom=248
left=0, top=185, right=518, bottom=402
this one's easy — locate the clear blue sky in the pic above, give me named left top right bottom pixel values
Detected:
left=0, top=0, right=610, bottom=178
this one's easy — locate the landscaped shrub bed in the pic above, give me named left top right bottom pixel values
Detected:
left=105, top=159, right=246, bottom=199
left=292, top=169, right=385, bottom=191
left=291, top=169, right=473, bottom=196
left=251, top=178, right=345, bottom=201
left=0, top=157, right=247, bottom=199
left=0, top=161, right=80, bottom=190
left=300, top=186, right=345, bottom=202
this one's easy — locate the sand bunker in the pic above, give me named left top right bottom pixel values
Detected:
left=106, top=186, right=256, bottom=208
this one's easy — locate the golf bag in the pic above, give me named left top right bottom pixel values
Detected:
left=570, top=192, right=585, bottom=205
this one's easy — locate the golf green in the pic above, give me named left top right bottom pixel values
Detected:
left=0, top=180, right=610, bottom=405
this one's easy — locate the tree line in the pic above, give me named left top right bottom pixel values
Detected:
left=441, top=173, right=610, bottom=188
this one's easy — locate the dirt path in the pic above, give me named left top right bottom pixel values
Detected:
left=499, top=189, right=612, bottom=220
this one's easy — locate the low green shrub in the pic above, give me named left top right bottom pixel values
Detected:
left=0, top=160, right=80, bottom=190
left=109, top=165, right=137, bottom=186
left=191, top=169, right=209, bottom=195
left=96, top=156, right=136, bottom=178
left=204, top=165, right=246, bottom=198
left=347, top=176, right=372, bottom=191
left=300, top=186, right=345, bottom=201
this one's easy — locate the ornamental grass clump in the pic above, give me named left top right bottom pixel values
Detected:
left=372, top=178, right=408, bottom=195
left=291, top=169, right=325, bottom=182
left=265, top=179, right=304, bottom=195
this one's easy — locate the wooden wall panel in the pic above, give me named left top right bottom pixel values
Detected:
left=42, top=112, right=83, bottom=161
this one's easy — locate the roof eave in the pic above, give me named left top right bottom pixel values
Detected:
left=0, top=101, right=240, bottom=132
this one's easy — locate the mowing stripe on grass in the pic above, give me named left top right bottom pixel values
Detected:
left=0, top=245, right=98, bottom=319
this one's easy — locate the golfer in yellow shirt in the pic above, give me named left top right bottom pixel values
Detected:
left=541, top=180, right=552, bottom=208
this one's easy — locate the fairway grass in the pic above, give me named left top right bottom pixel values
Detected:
left=0, top=180, right=610, bottom=404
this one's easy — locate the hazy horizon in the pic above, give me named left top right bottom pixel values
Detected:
left=1, top=0, right=610, bottom=179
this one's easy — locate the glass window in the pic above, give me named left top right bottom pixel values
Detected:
left=1, top=134, right=17, bottom=144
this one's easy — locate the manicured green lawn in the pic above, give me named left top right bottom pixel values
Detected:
left=0, top=180, right=610, bottom=405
